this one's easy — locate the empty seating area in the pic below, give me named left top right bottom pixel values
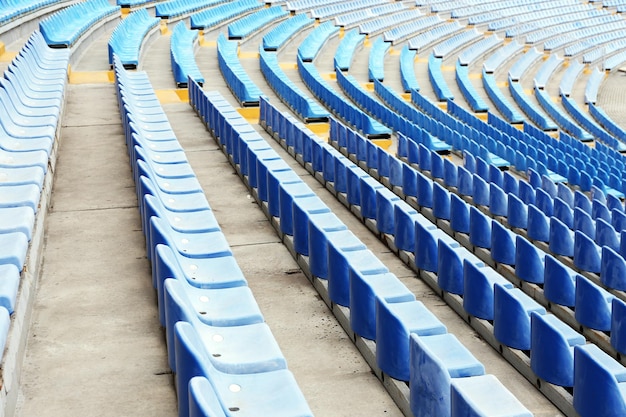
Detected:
left=6, top=1, right=626, bottom=416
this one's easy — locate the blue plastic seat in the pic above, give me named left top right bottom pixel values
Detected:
left=376, top=299, right=447, bottom=381
left=278, top=182, right=316, bottom=236
left=292, top=197, right=334, bottom=256
left=376, top=187, right=401, bottom=236
left=174, top=321, right=313, bottom=417
left=575, top=275, right=614, bottom=331
left=611, top=298, right=626, bottom=355
left=549, top=217, right=574, bottom=257
left=327, top=248, right=388, bottom=307
left=494, top=284, right=546, bottom=350
left=0, top=206, right=35, bottom=240
left=432, top=182, right=451, bottom=220
left=514, top=235, right=545, bottom=284
left=309, top=229, right=364, bottom=280
left=0, top=232, right=29, bottom=271
left=543, top=254, right=576, bottom=307
left=531, top=312, right=585, bottom=387
left=188, top=376, right=227, bottom=417
left=463, top=261, right=512, bottom=320
left=527, top=204, right=550, bottom=242
left=573, top=207, right=595, bottom=239
left=0, top=264, right=19, bottom=314
left=554, top=197, right=574, bottom=228
left=416, top=171, right=433, bottom=208
left=472, top=175, right=489, bottom=206
left=409, top=333, right=485, bottom=417
left=574, top=231, right=602, bottom=273
left=469, top=206, right=491, bottom=249
left=489, top=183, right=507, bottom=217
left=349, top=271, right=415, bottom=341
left=450, top=194, right=470, bottom=233
left=451, top=374, right=532, bottom=417
left=491, top=221, right=516, bottom=266
left=507, top=193, right=527, bottom=229
left=437, top=241, right=481, bottom=295
left=457, top=166, right=473, bottom=196
left=573, top=344, right=626, bottom=417
left=360, top=176, right=385, bottom=219
left=394, top=204, right=419, bottom=252
left=163, top=278, right=285, bottom=374
left=415, top=223, right=452, bottom=273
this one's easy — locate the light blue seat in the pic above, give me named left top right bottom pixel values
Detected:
left=376, top=299, right=447, bottom=381
left=409, top=333, right=485, bottom=417
left=494, top=284, right=546, bottom=350
left=463, top=261, right=513, bottom=320
left=174, top=321, right=313, bottom=417
left=0, top=206, right=35, bottom=240
left=451, top=374, right=532, bottom=417
left=0, top=232, right=29, bottom=272
left=575, top=275, right=614, bottom=331
left=163, top=278, right=285, bottom=374
left=327, top=248, right=388, bottom=307
left=0, top=264, right=20, bottom=314
left=188, top=376, right=227, bottom=417
left=349, top=271, right=415, bottom=341
left=573, top=344, right=626, bottom=417
left=543, top=254, right=576, bottom=307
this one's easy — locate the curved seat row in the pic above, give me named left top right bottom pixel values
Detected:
left=457, top=34, right=502, bottom=67
left=508, top=80, right=557, bottom=131
left=357, top=9, right=421, bottom=36
left=310, top=0, right=383, bottom=19
left=399, top=45, right=419, bottom=93
left=108, top=8, right=159, bottom=68
left=367, top=37, right=388, bottom=82
left=382, top=14, right=441, bottom=45
left=297, top=20, right=337, bottom=62
left=216, top=33, right=262, bottom=106
left=170, top=22, right=204, bottom=88
left=114, top=58, right=314, bottom=417
left=534, top=87, right=593, bottom=142
left=262, top=13, right=312, bottom=51
left=589, top=103, right=626, bottom=143
left=427, top=54, right=454, bottom=102
left=323, top=113, right=626, bottom=416
left=481, top=71, right=524, bottom=124
left=0, top=30, right=69, bottom=367
left=155, top=0, right=225, bottom=19
left=333, top=2, right=404, bottom=27
left=39, top=0, right=119, bottom=47
left=333, top=28, right=364, bottom=71
left=189, top=0, right=261, bottom=30
left=255, top=96, right=533, bottom=417
left=227, top=5, right=287, bottom=40
left=259, top=48, right=329, bottom=122
left=0, top=0, right=65, bottom=24
left=489, top=0, right=579, bottom=33
left=482, top=39, right=523, bottom=74
left=455, top=61, right=488, bottom=113
left=432, top=28, right=482, bottom=59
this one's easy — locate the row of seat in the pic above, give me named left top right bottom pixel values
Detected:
left=564, top=29, right=626, bottom=58
left=309, top=0, right=383, bottom=20
left=227, top=5, right=287, bottom=40
left=285, top=0, right=339, bottom=13
left=296, top=26, right=390, bottom=139
left=382, top=14, right=441, bottom=45
left=170, top=21, right=204, bottom=88
left=589, top=103, right=626, bottom=143
left=155, top=0, right=225, bottom=19
left=216, top=33, right=262, bottom=106
left=488, top=0, right=578, bottom=32
left=332, top=2, right=404, bottom=28
left=321, top=113, right=626, bottom=416
left=0, top=0, right=64, bottom=24
left=367, top=37, right=388, bottom=82
left=357, top=9, right=421, bottom=36
left=333, top=28, right=364, bottom=71
left=189, top=0, right=261, bottom=30
left=427, top=54, right=454, bottom=102
left=115, top=56, right=314, bottom=417
left=481, top=71, right=524, bottom=124
left=464, top=0, right=552, bottom=26
left=108, top=8, right=159, bottom=68
left=534, top=87, right=593, bottom=142
left=399, top=45, right=420, bottom=93
left=482, top=39, right=523, bottom=74
left=259, top=47, right=329, bottom=122
left=542, top=18, right=626, bottom=52
left=2, top=27, right=69, bottom=344
left=455, top=61, right=489, bottom=113
left=39, top=0, right=119, bottom=47
left=262, top=13, right=312, bottom=51
left=255, top=95, right=534, bottom=417
left=583, top=38, right=626, bottom=64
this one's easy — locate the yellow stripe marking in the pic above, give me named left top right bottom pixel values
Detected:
left=69, top=70, right=115, bottom=84
left=237, top=107, right=259, bottom=123
left=160, top=22, right=170, bottom=35
left=307, top=122, right=330, bottom=138
left=238, top=51, right=259, bottom=59
left=363, top=82, right=374, bottom=92
left=401, top=93, right=412, bottom=101
left=372, top=138, right=392, bottom=150
left=469, top=72, right=482, bottom=79
left=154, top=89, right=189, bottom=104
left=496, top=81, right=508, bottom=88
left=321, top=72, right=336, bottom=81
left=279, top=62, right=297, bottom=70
left=441, top=65, right=455, bottom=72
